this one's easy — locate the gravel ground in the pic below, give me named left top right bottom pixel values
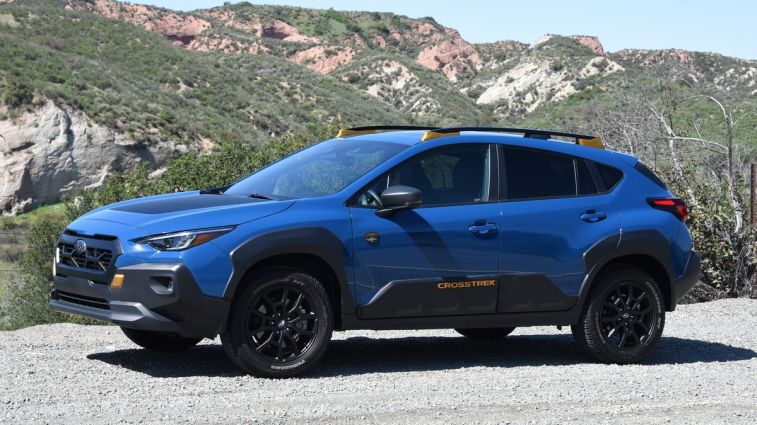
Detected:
left=1, top=299, right=755, bottom=424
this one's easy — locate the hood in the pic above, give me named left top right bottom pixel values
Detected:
left=74, top=192, right=295, bottom=236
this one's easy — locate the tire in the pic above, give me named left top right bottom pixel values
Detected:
left=572, top=266, right=665, bottom=364
left=121, top=327, right=202, bottom=351
left=455, top=327, right=515, bottom=340
left=221, top=266, right=333, bottom=378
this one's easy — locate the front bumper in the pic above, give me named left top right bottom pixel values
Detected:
left=50, top=262, right=229, bottom=338
left=669, top=251, right=701, bottom=310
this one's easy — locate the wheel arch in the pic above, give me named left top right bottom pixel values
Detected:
left=580, top=230, right=675, bottom=311
left=222, top=228, right=355, bottom=330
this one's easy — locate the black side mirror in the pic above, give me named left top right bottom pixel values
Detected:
left=376, top=185, right=422, bottom=217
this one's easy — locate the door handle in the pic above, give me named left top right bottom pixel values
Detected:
left=581, top=210, right=607, bottom=223
left=469, top=220, right=498, bottom=237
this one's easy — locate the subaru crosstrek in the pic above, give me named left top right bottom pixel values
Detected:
left=50, top=126, right=700, bottom=377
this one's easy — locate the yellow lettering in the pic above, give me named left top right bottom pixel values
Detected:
left=437, top=279, right=496, bottom=289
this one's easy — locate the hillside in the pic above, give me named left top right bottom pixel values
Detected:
left=0, top=0, right=755, bottom=214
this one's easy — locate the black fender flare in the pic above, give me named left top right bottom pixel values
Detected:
left=578, top=229, right=673, bottom=308
left=222, top=227, right=355, bottom=325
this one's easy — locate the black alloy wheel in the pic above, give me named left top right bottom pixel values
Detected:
left=572, top=266, right=665, bottom=364
left=598, top=281, right=657, bottom=350
left=221, top=267, right=333, bottom=378
left=245, top=285, right=319, bottom=363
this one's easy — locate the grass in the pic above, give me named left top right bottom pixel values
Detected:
left=0, top=203, right=66, bottom=228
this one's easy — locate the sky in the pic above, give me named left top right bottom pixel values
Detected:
left=134, top=0, right=756, bottom=60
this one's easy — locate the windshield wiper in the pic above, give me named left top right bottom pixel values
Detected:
left=249, top=193, right=274, bottom=200
left=199, top=185, right=230, bottom=195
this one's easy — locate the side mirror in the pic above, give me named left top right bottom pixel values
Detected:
left=376, top=185, right=422, bottom=217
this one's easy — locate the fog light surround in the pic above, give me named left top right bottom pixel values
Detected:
left=149, top=276, right=174, bottom=295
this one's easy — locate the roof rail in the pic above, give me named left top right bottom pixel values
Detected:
left=336, top=125, right=437, bottom=138
left=421, top=126, right=604, bottom=148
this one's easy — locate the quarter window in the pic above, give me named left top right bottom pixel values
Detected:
left=596, top=163, right=624, bottom=191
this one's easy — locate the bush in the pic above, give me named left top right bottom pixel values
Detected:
left=2, top=210, right=98, bottom=329
left=668, top=177, right=757, bottom=301
left=2, top=79, right=34, bottom=109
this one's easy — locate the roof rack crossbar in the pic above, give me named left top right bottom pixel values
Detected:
left=424, top=127, right=603, bottom=148
left=346, top=125, right=438, bottom=132
left=430, top=127, right=592, bottom=140
left=337, top=125, right=437, bottom=139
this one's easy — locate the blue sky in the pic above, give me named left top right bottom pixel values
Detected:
left=135, top=0, right=756, bottom=59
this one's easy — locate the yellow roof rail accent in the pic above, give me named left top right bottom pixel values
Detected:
left=337, top=128, right=376, bottom=138
left=577, top=137, right=604, bottom=149
left=337, top=126, right=436, bottom=138
left=421, top=131, right=459, bottom=142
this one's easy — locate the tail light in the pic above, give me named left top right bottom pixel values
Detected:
left=647, top=198, right=688, bottom=221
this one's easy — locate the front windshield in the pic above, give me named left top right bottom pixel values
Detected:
left=224, top=139, right=409, bottom=199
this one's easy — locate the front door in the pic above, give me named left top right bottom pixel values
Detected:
left=349, top=144, right=501, bottom=319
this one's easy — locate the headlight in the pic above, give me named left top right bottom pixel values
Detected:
left=137, top=227, right=234, bottom=251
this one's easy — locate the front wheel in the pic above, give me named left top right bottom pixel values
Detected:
left=221, top=267, right=333, bottom=378
left=121, top=327, right=202, bottom=351
left=455, top=327, right=515, bottom=340
left=572, top=266, right=665, bottom=364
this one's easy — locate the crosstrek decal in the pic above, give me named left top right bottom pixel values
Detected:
left=437, top=279, right=497, bottom=289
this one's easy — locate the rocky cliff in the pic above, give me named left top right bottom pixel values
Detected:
left=0, top=101, right=195, bottom=214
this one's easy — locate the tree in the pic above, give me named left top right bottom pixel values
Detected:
left=585, top=78, right=757, bottom=299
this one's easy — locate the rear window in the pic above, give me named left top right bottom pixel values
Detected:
left=596, top=163, right=623, bottom=191
left=503, top=148, right=575, bottom=200
left=634, top=161, right=668, bottom=190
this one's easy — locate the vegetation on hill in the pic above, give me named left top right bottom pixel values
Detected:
left=0, top=0, right=410, bottom=146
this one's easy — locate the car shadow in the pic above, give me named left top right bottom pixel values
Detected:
left=86, top=333, right=756, bottom=379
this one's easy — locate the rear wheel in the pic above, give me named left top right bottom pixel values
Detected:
left=455, top=327, right=515, bottom=340
left=221, top=267, right=333, bottom=378
left=572, top=266, right=665, bottom=364
left=121, top=327, right=202, bottom=351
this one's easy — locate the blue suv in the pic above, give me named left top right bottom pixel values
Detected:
left=50, top=126, right=700, bottom=377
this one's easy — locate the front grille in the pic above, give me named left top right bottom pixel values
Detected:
left=58, top=242, right=114, bottom=272
left=54, top=290, right=110, bottom=310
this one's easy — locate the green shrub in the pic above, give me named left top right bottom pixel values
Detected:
left=2, top=210, right=98, bottom=329
left=1, top=79, right=34, bottom=109
left=668, top=177, right=757, bottom=301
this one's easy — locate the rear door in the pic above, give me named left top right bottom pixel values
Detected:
left=349, top=144, right=501, bottom=319
left=497, top=146, right=622, bottom=313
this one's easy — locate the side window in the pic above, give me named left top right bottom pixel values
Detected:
left=596, top=163, right=623, bottom=191
left=355, top=145, right=492, bottom=207
left=576, top=159, right=598, bottom=195
left=503, top=148, right=575, bottom=200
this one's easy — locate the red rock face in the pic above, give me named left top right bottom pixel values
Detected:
left=260, top=20, right=319, bottom=43
left=571, top=35, right=605, bottom=56
left=291, top=46, right=355, bottom=74
left=416, top=30, right=482, bottom=80
left=66, top=0, right=210, bottom=46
